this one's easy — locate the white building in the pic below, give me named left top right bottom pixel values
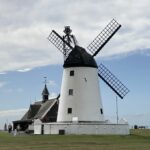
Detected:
left=57, top=46, right=104, bottom=122
left=34, top=46, right=129, bottom=135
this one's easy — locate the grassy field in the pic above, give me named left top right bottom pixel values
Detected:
left=0, top=129, right=150, bottom=150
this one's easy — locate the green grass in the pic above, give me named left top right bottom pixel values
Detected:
left=0, top=129, right=150, bottom=150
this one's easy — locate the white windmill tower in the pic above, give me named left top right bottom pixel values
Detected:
left=48, top=19, right=129, bottom=123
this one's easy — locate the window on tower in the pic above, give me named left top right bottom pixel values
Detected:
left=70, top=70, right=74, bottom=76
left=69, top=89, right=73, bottom=95
left=100, top=108, right=103, bottom=115
left=68, top=108, right=72, bottom=114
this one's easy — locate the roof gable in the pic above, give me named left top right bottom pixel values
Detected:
left=21, top=104, right=41, bottom=120
left=21, top=98, right=58, bottom=121
left=34, top=99, right=57, bottom=119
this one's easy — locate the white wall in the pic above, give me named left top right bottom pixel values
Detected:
left=34, top=119, right=42, bottom=134
left=57, top=67, right=104, bottom=122
left=43, top=123, right=130, bottom=135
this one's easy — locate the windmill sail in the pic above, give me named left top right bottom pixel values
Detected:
left=87, top=19, right=121, bottom=57
left=48, top=30, right=73, bottom=57
left=98, top=63, right=129, bottom=99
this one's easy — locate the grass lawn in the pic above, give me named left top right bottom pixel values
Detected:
left=0, top=129, right=150, bottom=150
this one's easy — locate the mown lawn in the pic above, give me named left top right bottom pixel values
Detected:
left=0, top=129, right=150, bottom=150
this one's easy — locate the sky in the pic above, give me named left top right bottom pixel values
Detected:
left=0, top=0, right=150, bottom=129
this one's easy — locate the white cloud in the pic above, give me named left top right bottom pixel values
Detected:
left=0, top=72, right=6, bottom=75
left=3, top=88, right=24, bottom=93
left=106, top=113, right=150, bottom=127
left=16, top=88, right=24, bottom=93
left=48, top=80, right=57, bottom=87
left=50, top=92, right=58, bottom=97
left=0, top=108, right=27, bottom=129
left=123, top=113, right=150, bottom=127
left=0, top=0, right=150, bottom=72
left=17, top=68, right=32, bottom=72
left=0, top=108, right=27, bottom=117
left=0, top=81, right=7, bottom=88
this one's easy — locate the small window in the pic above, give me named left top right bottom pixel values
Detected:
left=100, top=108, right=103, bottom=114
left=70, top=70, right=74, bottom=76
left=69, top=89, right=73, bottom=95
left=68, top=108, right=72, bottom=114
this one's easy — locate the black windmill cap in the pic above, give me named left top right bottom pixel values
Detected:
left=63, top=45, right=97, bottom=68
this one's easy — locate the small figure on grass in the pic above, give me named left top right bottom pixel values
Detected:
left=8, top=123, right=12, bottom=133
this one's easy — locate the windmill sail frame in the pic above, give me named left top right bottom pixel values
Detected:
left=87, top=19, right=121, bottom=57
left=98, top=63, right=129, bottom=99
left=48, top=30, right=73, bottom=57
left=48, top=21, right=129, bottom=99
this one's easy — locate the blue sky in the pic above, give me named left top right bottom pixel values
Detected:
left=1, top=52, right=150, bottom=128
left=1, top=51, right=150, bottom=114
left=0, top=0, right=150, bottom=129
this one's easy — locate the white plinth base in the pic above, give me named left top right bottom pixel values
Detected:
left=35, top=122, right=129, bottom=135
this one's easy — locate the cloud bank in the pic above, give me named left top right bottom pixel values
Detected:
left=0, top=108, right=27, bottom=129
left=0, top=0, right=150, bottom=72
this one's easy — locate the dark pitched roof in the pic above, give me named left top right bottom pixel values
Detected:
left=21, top=104, right=41, bottom=120
left=21, top=98, right=58, bottom=121
left=34, top=99, right=57, bottom=119
left=63, top=45, right=97, bottom=68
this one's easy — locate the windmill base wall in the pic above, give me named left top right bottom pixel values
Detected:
left=34, top=122, right=129, bottom=135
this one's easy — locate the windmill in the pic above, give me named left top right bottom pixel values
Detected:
left=48, top=19, right=129, bottom=123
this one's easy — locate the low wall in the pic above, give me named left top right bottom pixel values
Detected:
left=34, top=119, right=42, bottom=134
left=43, top=122, right=129, bottom=135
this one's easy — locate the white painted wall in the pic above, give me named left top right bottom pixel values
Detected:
left=34, top=119, right=42, bottom=134
left=57, top=67, right=104, bottom=122
left=43, top=123, right=130, bottom=135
